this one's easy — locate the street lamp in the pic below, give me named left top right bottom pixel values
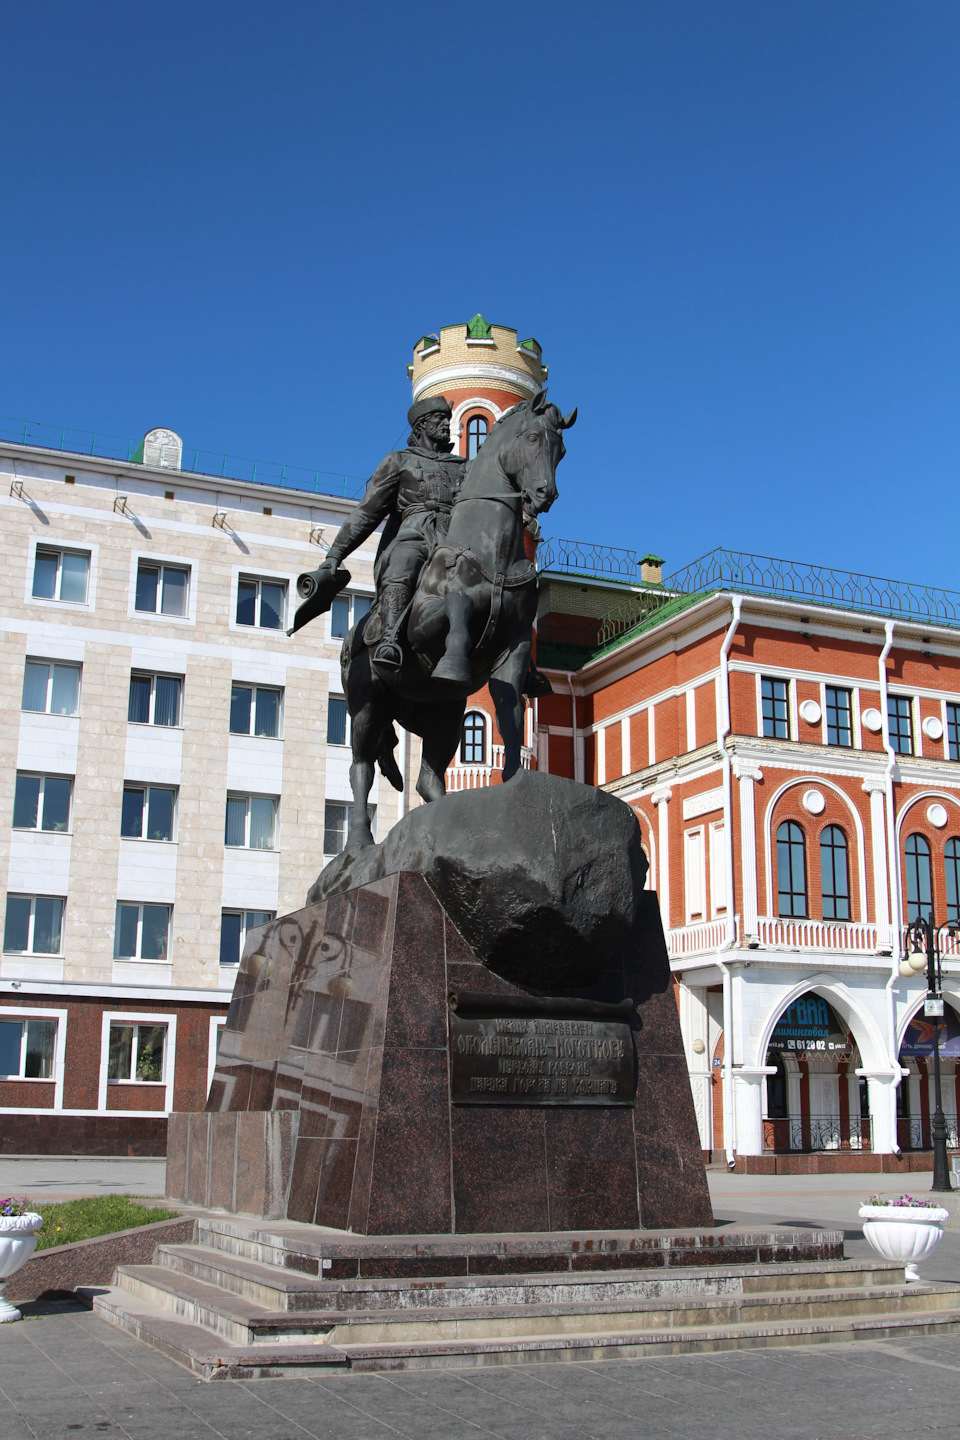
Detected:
left=899, top=912, right=957, bottom=1192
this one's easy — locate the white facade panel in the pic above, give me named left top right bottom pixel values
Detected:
left=226, top=736, right=284, bottom=794
left=117, top=840, right=178, bottom=903
left=18, top=714, right=80, bottom=773
left=124, top=725, right=183, bottom=785
left=221, top=847, right=280, bottom=910
left=7, top=831, right=71, bottom=894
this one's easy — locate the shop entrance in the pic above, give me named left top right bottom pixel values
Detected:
left=762, top=992, right=867, bottom=1153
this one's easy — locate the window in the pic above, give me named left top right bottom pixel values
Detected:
left=107, top=1023, right=166, bottom=1082
left=22, top=661, right=81, bottom=716
left=3, top=896, right=64, bottom=954
left=820, top=826, right=851, bottom=921
left=466, top=415, right=489, bottom=460
left=946, top=838, right=960, bottom=925
left=13, top=774, right=71, bottom=832
left=121, top=786, right=176, bottom=842
left=127, top=672, right=182, bottom=727
left=114, top=903, right=171, bottom=960
left=825, top=687, right=853, bottom=748
left=236, top=576, right=286, bottom=630
left=225, top=795, right=277, bottom=849
left=947, top=705, right=960, bottom=762
left=135, top=560, right=188, bottom=617
left=460, top=711, right=487, bottom=764
left=888, top=695, right=913, bottom=755
left=905, top=833, right=932, bottom=923
left=327, top=696, right=348, bottom=746
left=776, top=821, right=807, bottom=917
left=219, top=909, right=274, bottom=966
left=330, top=592, right=373, bottom=639
left=230, top=685, right=282, bottom=738
left=762, top=677, right=790, bottom=739
left=323, top=800, right=376, bottom=855
left=0, top=1018, right=57, bottom=1078
left=32, top=547, right=89, bottom=604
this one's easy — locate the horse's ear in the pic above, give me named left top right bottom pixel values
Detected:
left=531, top=388, right=549, bottom=414
left=561, top=407, right=578, bottom=429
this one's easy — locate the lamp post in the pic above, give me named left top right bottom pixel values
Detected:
left=899, top=912, right=956, bottom=1192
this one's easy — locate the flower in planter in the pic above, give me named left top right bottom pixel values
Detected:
left=865, top=1193, right=941, bottom=1208
left=0, top=1199, right=29, bottom=1218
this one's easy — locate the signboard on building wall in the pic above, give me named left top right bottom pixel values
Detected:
left=769, top=995, right=852, bottom=1058
left=900, top=1007, right=960, bottom=1058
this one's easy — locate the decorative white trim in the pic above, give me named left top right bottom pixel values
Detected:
left=97, top=1010, right=177, bottom=1112
left=762, top=775, right=869, bottom=923
left=411, top=363, right=540, bottom=402
left=0, top=1005, right=67, bottom=1108
left=207, top=1015, right=226, bottom=1098
left=449, top=397, right=503, bottom=447
left=895, top=789, right=960, bottom=843
left=682, top=786, right=724, bottom=821
left=803, top=788, right=826, bottom=815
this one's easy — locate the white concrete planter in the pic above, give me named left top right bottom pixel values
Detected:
left=859, top=1204, right=949, bottom=1282
left=0, top=1213, right=43, bottom=1321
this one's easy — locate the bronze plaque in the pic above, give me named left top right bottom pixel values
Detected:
left=449, top=1009, right=635, bottom=1106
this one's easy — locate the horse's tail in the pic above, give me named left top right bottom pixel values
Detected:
left=377, top=723, right=404, bottom=792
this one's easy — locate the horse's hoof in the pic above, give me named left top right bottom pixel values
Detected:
left=431, top=654, right=472, bottom=686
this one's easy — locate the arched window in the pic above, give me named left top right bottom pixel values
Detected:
left=460, top=711, right=487, bottom=765
left=945, top=838, right=960, bottom=924
left=905, top=833, right=932, bottom=922
left=820, top=826, right=851, bottom=921
left=777, top=821, right=807, bottom=917
left=466, top=415, right=489, bottom=460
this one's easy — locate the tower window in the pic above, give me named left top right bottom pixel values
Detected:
left=466, top=415, right=489, bottom=460
left=460, top=711, right=487, bottom=765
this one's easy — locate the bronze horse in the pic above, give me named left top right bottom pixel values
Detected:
left=330, top=390, right=574, bottom=848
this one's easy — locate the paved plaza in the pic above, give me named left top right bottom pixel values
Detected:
left=3, top=1162, right=960, bottom=1437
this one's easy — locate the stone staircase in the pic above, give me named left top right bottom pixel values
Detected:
left=82, top=1215, right=960, bottom=1380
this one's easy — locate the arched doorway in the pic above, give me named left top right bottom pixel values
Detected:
left=763, top=992, right=865, bottom=1152
left=897, top=1005, right=960, bottom=1153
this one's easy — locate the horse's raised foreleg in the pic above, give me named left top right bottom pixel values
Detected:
left=489, top=633, right=532, bottom=782
left=416, top=702, right=465, bottom=803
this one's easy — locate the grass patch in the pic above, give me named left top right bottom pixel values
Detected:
left=31, top=1194, right=177, bottom=1251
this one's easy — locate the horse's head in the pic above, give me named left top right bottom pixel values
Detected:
left=491, top=389, right=576, bottom=516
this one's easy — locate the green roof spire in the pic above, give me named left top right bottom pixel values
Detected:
left=465, top=313, right=493, bottom=340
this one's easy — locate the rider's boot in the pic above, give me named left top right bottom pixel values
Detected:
left=373, top=583, right=409, bottom=671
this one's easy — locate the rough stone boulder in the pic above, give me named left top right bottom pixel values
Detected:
left=309, top=769, right=648, bottom=989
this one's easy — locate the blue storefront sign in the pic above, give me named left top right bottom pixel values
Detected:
left=770, top=995, right=851, bottom=1056
left=900, top=1007, right=960, bottom=1058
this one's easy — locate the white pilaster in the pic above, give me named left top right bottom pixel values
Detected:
left=733, top=760, right=763, bottom=938
left=863, top=778, right=891, bottom=944
left=596, top=725, right=606, bottom=785
left=733, top=1067, right=776, bottom=1155
left=652, top=785, right=673, bottom=927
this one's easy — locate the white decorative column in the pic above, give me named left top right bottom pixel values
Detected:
left=862, top=777, right=891, bottom=945
left=596, top=725, right=606, bottom=785
left=651, top=785, right=673, bottom=930
left=679, top=982, right=713, bottom=1149
left=621, top=716, right=630, bottom=777
left=862, top=1072, right=898, bottom=1154
left=733, top=1068, right=774, bottom=1156
left=733, top=760, right=763, bottom=938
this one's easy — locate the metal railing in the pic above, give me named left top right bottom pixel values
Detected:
left=897, top=1116, right=960, bottom=1151
left=664, top=548, right=960, bottom=628
left=764, top=1114, right=870, bottom=1152
left=537, top=537, right=645, bottom=581
left=0, top=415, right=365, bottom=501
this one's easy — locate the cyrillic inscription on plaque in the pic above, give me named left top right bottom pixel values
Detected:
left=449, top=994, right=635, bottom=1106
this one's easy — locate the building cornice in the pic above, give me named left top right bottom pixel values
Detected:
left=411, top=363, right=539, bottom=402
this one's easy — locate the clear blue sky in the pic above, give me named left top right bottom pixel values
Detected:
left=2, top=3, right=957, bottom=586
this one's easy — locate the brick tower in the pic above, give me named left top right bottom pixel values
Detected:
left=408, top=315, right=546, bottom=460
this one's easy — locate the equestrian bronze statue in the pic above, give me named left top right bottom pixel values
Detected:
left=291, top=389, right=576, bottom=848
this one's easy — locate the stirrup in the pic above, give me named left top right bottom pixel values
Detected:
left=374, top=638, right=404, bottom=671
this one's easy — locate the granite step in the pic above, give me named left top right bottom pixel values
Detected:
left=85, top=1279, right=960, bottom=1380
left=155, top=1242, right=907, bottom=1314
left=109, top=1261, right=960, bottom=1349
left=193, top=1215, right=843, bottom=1279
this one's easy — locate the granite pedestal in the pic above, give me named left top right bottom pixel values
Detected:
left=167, top=871, right=712, bottom=1233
